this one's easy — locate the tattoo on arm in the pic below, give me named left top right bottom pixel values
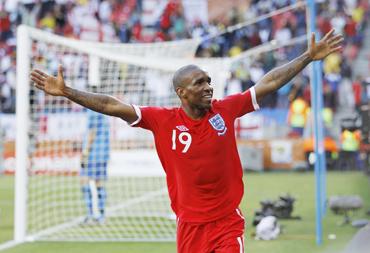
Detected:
left=271, top=52, right=311, bottom=87
left=64, top=87, right=123, bottom=116
left=256, top=52, right=312, bottom=99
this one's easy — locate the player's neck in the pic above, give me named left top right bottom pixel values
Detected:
left=181, top=104, right=208, bottom=120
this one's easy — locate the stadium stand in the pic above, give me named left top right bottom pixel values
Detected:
left=0, top=0, right=368, bottom=112
left=0, top=0, right=369, bottom=170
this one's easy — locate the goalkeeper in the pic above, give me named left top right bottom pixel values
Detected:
left=31, top=30, right=342, bottom=253
left=80, top=107, right=110, bottom=224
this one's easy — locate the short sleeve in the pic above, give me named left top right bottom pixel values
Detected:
left=218, top=87, right=260, bottom=119
left=130, top=105, right=164, bottom=131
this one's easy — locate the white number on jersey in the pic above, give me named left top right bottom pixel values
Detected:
left=172, top=130, right=192, bottom=153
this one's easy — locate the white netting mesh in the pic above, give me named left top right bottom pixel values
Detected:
left=24, top=27, right=204, bottom=242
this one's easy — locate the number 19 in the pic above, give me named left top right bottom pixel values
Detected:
left=172, top=130, right=192, bottom=153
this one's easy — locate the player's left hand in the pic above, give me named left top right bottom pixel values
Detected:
left=307, top=29, right=343, bottom=61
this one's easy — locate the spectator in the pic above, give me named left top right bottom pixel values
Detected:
left=338, top=78, right=356, bottom=111
left=0, top=7, right=12, bottom=42
left=274, top=22, right=292, bottom=43
left=98, top=0, right=112, bottom=24
left=324, top=52, right=342, bottom=74
left=338, top=127, right=361, bottom=170
left=288, top=94, right=309, bottom=137
left=225, top=72, right=243, bottom=96
left=54, top=4, right=67, bottom=34
left=18, top=1, right=41, bottom=27
left=330, top=12, right=346, bottom=34
left=352, top=75, right=363, bottom=110
left=39, top=10, right=56, bottom=31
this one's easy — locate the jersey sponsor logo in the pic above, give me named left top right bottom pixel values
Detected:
left=209, top=113, right=227, bottom=136
left=176, top=125, right=189, bottom=131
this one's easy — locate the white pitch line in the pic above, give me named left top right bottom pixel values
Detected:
left=28, top=187, right=169, bottom=241
left=0, top=240, right=22, bottom=252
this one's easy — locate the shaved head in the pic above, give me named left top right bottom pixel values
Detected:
left=172, top=64, right=213, bottom=114
left=172, top=65, right=202, bottom=90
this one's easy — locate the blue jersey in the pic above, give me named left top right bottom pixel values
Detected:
left=83, top=109, right=110, bottom=164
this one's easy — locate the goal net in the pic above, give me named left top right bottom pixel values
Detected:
left=15, top=2, right=308, bottom=242
left=15, top=25, right=229, bottom=242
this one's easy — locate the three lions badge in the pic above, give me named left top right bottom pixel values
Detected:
left=209, top=113, right=227, bottom=136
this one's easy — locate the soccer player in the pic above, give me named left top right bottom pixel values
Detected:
left=80, top=107, right=110, bottom=224
left=31, top=29, right=342, bottom=252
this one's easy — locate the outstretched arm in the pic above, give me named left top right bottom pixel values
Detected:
left=30, top=65, right=138, bottom=124
left=254, top=29, right=343, bottom=102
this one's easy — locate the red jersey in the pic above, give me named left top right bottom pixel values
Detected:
left=131, top=87, right=259, bottom=223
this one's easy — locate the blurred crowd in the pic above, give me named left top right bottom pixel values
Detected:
left=0, top=0, right=369, bottom=114
left=221, top=0, right=369, bottom=111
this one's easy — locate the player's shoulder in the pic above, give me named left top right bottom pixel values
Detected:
left=214, top=90, right=252, bottom=105
left=211, top=96, right=233, bottom=109
left=210, top=91, right=251, bottom=111
left=208, top=99, right=229, bottom=117
left=140, top=105, right=179, bottom=118
left=140, top=105, right=178, bottom=112
left=158, top=106, right=179, bottom=117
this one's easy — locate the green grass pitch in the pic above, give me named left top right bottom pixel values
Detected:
left=0, top=171, right=369, bottom=253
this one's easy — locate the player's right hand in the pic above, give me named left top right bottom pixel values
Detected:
left=30, top=65, right=66, bottom=96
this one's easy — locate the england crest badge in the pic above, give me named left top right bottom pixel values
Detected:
left=209, top=113, right=227, bottom=136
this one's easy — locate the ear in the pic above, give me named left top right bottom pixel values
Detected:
left=176, top=86, right=186, bottom=98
